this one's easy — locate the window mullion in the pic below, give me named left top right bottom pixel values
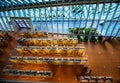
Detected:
left=95, top=0, right=106, bottom=35
left=105, top=3, right=119, bottom=36
left=3, top=11, right=12, bottom=31
left=110, top=14, right=120, bottom=36
left=84, top=0, right=92, bottom=35
left=100, top=0, right=113, bottom=35
left=78, top=0, right=84, bottom=34
left=90, top=0, right=100, bottom=35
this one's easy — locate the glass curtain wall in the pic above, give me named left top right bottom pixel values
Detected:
left=0, top=3, right=120, bottom=37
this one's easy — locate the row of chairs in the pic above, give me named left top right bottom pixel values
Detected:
left=19, top=32, right=48, bottom=38
left=16, top=47, right=85, bottom=56
left=9, top=56, right=88, bottom=65
left=10, top=56, right=88, bottom=62
left=17, top=38, right=78, bottom=46
left=80, top=76, right=113, bottom=82
left=2, top=69, right=52, bottom=77
left=16, top=45, right=85, bottom=49
left=10, top=60, right=87, bottom=65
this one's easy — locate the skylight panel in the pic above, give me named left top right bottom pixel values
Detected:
left=15, top=20, right=23, bottom=27
left=25, top=0, right=30, bottom=3
left=37, top=0, right=42, bottom=2
left=45, top=0, right=49, bottom=1
left=24, top=20, right=30, bottom=27
left=11, top=0, right=17, bottom=4
left=18, top=0, right=23, bottom=3
left=20, top=20, right=26, bottom=27
left=31, top=0, right=36, bottom=3
left=5, top=0, right=11, bottom=4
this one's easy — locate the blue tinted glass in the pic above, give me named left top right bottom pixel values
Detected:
left=117, top=31, right=120, bottom=37
left=0, top=3, right=119, bottom=35
left=24, top=9, right=29, bottom=17
left=14, top=10, right=19, bottom=17
left=5, top=11, right=9, bottom=16
left=106, top=22, right=116, bottom=36
left=112, top=22, right=120, bottom=36
left=64, top=21, right=69, bottom=33
left=58, top=21, right=62, bottom=33
left=19, top=10, right=24, bottom=17
left=52, top=20, right=57, bottom=33
left=9, top=10, right=14, bottom=16
left=96, top=20, right=103, bottom=34
left=101, top=22, right=110, bottom=35
left=0, top=12, right=4, bottom=16
left=30, top=9, right=34, bottom=17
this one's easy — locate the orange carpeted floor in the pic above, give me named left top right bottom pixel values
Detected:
left=0, top=34, right=120, bottom=83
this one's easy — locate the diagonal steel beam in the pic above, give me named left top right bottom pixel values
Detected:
left=84, top=0, right=92, bottom=36
left=78, top=0, right=85, bottom=34
left=3, top=11, right=12, bottom=31
left=100, top=0, right=113, bottom=35
left=95, top=0, right=106, bottom=35
left=68, top=0, right=71, bottom=34
left=33, top=8, right=38, bottom=32
left=0, top=22, right=5, bottom=31
left=50, top=4, right=53, bottom=34
left=27, top=7, right=34, bottom=32
left=110, top=14, right=120, bottom=36
left=89, top=0, right=100, bottom=35
left=0, top=17, right=8, bottom=31
left=7, top=11, right=14, bottom=31
left=1, top=0, right=119, bottom=11
left=62, top=3, right=64, bottom=34
left=45, top=5, right=48, bottom=33
left=105, top=3, right=119, bottom=36
left=39, top=8, right=43, bottom=32
left=115, top=26, right=120, bottom=37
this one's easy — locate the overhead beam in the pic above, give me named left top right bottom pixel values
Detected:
left=0, top=0, right=119, bottom=11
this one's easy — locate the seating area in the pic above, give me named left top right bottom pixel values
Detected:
left=2, top=69, right=52, bottom=77
left=0, top=0, right=120, bottom=82
left=9, top=56, right=88, bottom=65
left=80, top=76, right=113, bottom=83
left=19, top=32, right=48, bottom=38
left=0, top=31, right=88, bottom=82
left=1, top=31, right=116, bottom=83
left=17, top=38, right=78, bottom=46
left=15, top=46, right=85, bottom=56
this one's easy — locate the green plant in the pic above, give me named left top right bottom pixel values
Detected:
left=69, top=28, right=78, bottom=34
left=85, top=28, right=90, bottom=35
left=69, top=27, right=99, bottom=36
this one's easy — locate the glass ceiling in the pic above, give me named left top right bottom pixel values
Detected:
left=0, top=0, right=120, bottom=37
left=13, top=19, right=31, bottom=31
left=0, top=0, right=56, bottom=8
